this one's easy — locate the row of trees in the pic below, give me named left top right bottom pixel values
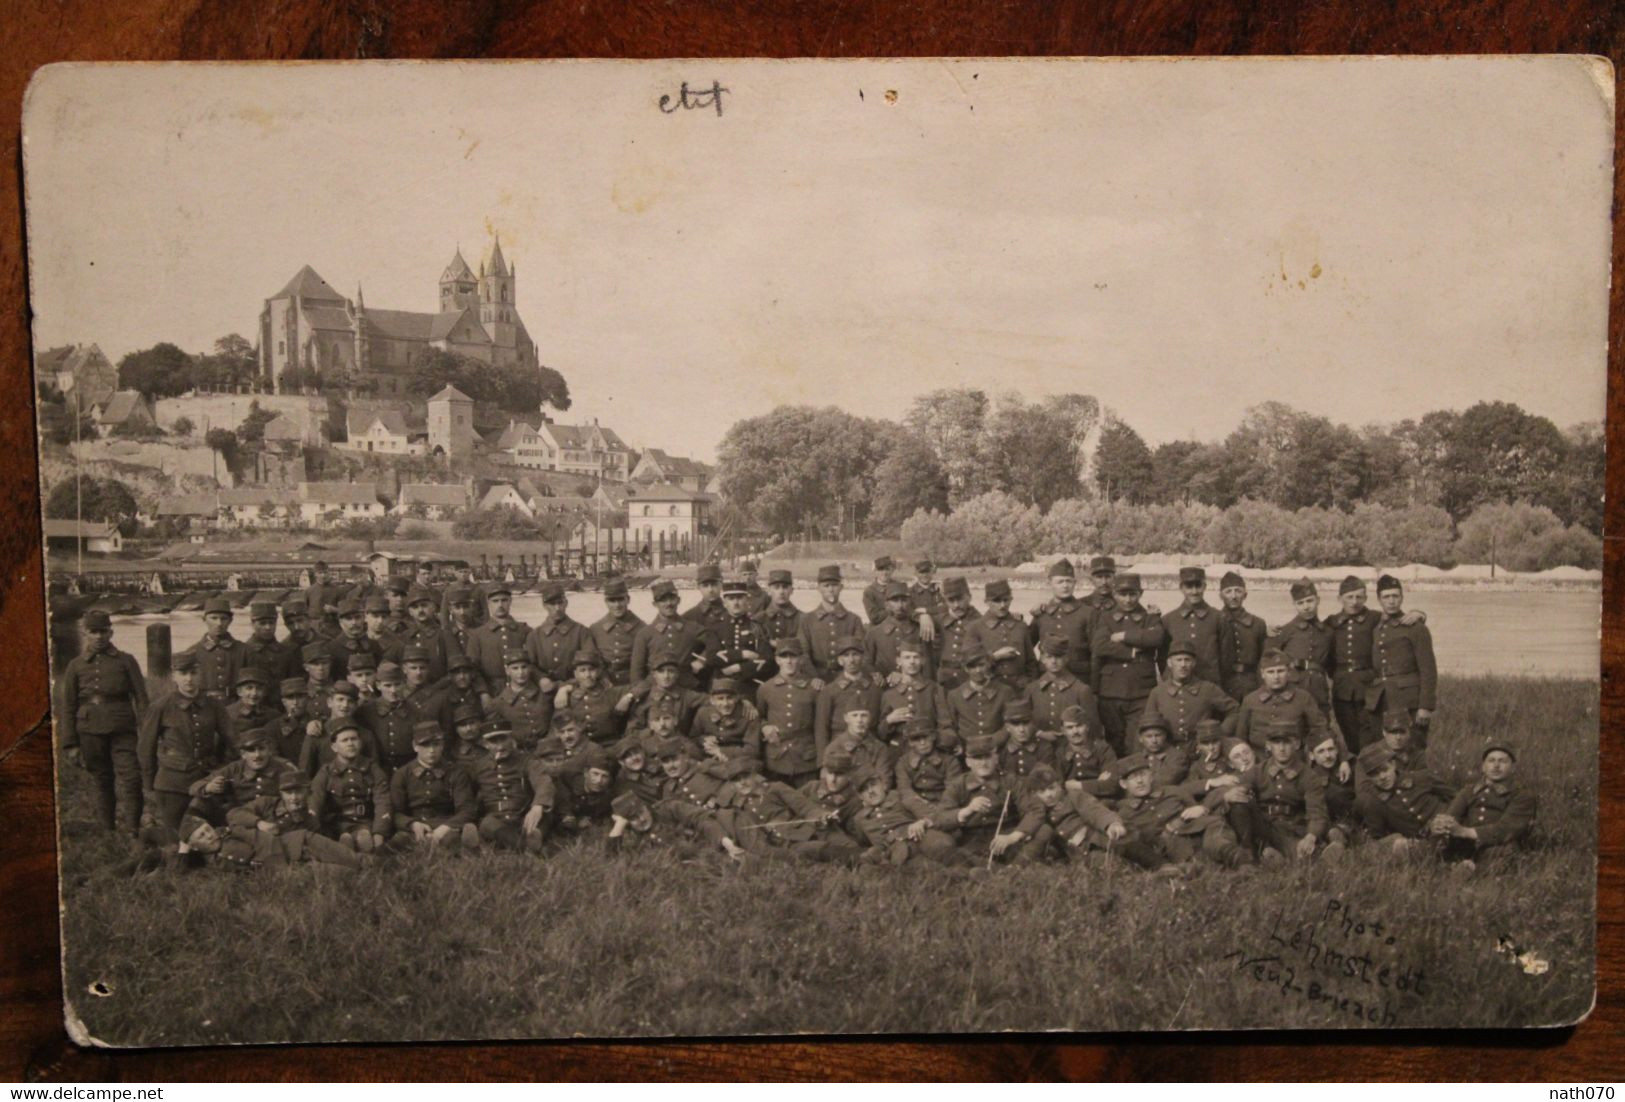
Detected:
left=406, top=349, right=572, bottom=416
left=714, top=392, right=1604, bottom=549
left=898, top=492, right=1602, bottom=571
left=117, top=336, right=260, bottom=398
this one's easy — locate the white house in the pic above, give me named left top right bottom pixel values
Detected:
left=631, top=448, right=712, bottom=492
left=218, top=486, right=302, bottom=528
left=494, top=419, right=551, bottom=468
left=396, top=482, right=471, bottom=519
left=299, top=482, right=386, bottom=525
left=341, top=408, right=423, bottom=455
left=625, top=482, right=713, bottom=550
left=478, top=482, right=537, bottom=518
left=43, top=518, right=124, bottom=554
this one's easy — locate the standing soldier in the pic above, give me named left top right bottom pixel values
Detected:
left=756, top=637, right=822, bottom=788
left=411, top=561, right=442, bottom=617
left=629, top=580, right=709, bottom=688
left=878, top=640, right=951, bottom=748
left=304, top=560, right=342, bottom=638
left=739, top=560, right=772, bottom=616
left=861, top=556, right=898, bottom=626
left=1162, top=566, right=1222, bottom=685
left=1028, top=558, right=1092, bottom=681
left=758, top=569, right=805, bottom=645
left=1090, top=572, right=1167, bottom=756
left=706, top=578, right=775, bottom=699
left=1081, top=556, right=1120, bottom=637
left=866, top=581, right=933, bottom=680
left=441, top=562, right=487, bottom=628
left=465, top=582, right=531, bottom=695
left=241, top=601, right=293, bottom=707
left=588, top=578, right=643, bottom=687
left=1235, top=650, right=1332, bottom=751
left=383, top=577, right=413, bottom=638
left=1024, top=637, right=1101, bottom=738
left=942, top=648, right=1011, bottom=750
left=1370, top=575, right=1438, bottom=749
left=555, top=649, right=626, bottom=749
left=931, top=576, right=982, bottom=689
left=361, top=664, right=421, bottom=772
left=190, top=595, right=246, bottom=703
left=971, top=579, right=1031, bottom=690
left=814, top=638, right=885, bottom=757
left=136, top=649, right=225, bottom=832
left=684, top=562, right=730, bottom=636
left=1140, top=641, right=1239, bottom=748
left=489, top=651, right=552, bottom=751
left=1328, top=576, right=1380, bottom=752
left=401, top=587, right=450, bottom=681
left=909, top=559, right=947, bottom=640
left=798, top=565, right=866, bottom=681
left=279, top=597, right=315, bottom=666
left=439, top=587, right=484, bottom=682
left=526, top=582, right=596, bottom=694
left=326, top=598, right=382, bottom=685
left=1217, top=572, right=1268, bottom=700
left=1274, top=579, right=1334, bottom=722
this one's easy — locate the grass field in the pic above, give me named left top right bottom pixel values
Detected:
left=55, top=675, right=1596, bottom=1045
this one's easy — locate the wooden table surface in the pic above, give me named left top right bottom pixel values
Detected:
left=1, top=0, right=1622, bottom=1081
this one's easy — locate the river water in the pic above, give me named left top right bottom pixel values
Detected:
left=106, top=585, right=1600, bottom=680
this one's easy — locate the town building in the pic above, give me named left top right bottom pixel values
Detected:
left=340, top=408, right=423, bottom=456
left=36, top=344, right=118, bottom=411
left=43, top=518, right=124, bottom=555
left=630, top=448, right=712, bottom=492
left=396, top=482, right=471, bottom=519
left=91, top=391, right=157, bottom=435
left=626, top=482, right=714, bottom=552
left=427, top=385, right=475, bottom=458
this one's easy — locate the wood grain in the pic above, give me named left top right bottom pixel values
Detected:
left=1, top=0, right=1622, bottom=1081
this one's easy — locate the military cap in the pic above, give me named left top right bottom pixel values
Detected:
left=1059, top=705, right=1090, bottom=726
left=1338, top=575, right=1365, bottom=596
left=721, top=577, right=749, bottom=596
left=280, top=677, right=308, bottom=698
left=942, top=576, right=971, bottom=599
left=874, top=555, right=895, bottom=570
left=551, top=710, right=584, bottom=732
left=652, top=735, right=688, bottom=759
left=611, top=792, right=646, bottom=819
left=204, top=596, right=233, bottom=616
left=1194, top=717, right=1224, bottom=742
left=884, top=580, right=911, bottom=599
left=650, top=646, right=683, bottom=670
left=709, top=677, right=741, bottom=696
left=1138, top=716, right=1172, bottom=736
left=612, top=731, right=647, bottom=759
left=1113, top=572, right=1143, bottom=593
left=650, top=580, right=679, bottom=601
left=1167, top=640, right=1197, bottom=660
left=1358, top=743, right=1396, bottom=775
left=300, top=642, right=329, bottom=665
left=447, top=651, right=475, bottom=672
left=961, top=645, right=990, bottom=668
left=1040, top=635, right=1070, bottom=657
left=896, top=638, right=925, bottom=656
left=985, top=579, right=1013, bottom=601
left=363, top=594, right=390, bottom=614
left=1047, top=558, right=1075, bottom=579
left=172, top=650, right=199, bottom=673
left=411, top=721, right=445, bottom=746
left=1376, top=573, right=1403, bottom=594
left=542, top=581, right=568, bottom=603
left=1027, top=764, right=1061, bottom=790
left=278, top=769, right=307, bottom=792
left=835, top=635, right=864, bottom=656
left=82, top=608, right=112, bottom=631
left=1115, top=753, right=1151, bottom=778
left=1088, top=555, right=1117, bottom=576
left=177, top=812, right=213, bottom=842
left=1178, top=566, right=1206, bottom=586
left=534, top=735, right=567, bottom=758
left=1381, top=711, right=1412, bottom=734
left=376, top=661, right=405, bottom=684
left=347, top=652, right=377, bottom=673
left=571, top=648, right=604, bottom=668
left=915, top=559, right=936, bottom=575
left=1263, top=721, right=1302, bottom=742
left=234, top=666, right=270, bottom=687
left=963, top=734, right=998, bottom=759
left=281, top=594, right=308, bottom=614
left=602, top=578, right=629, bottom=600
left=336, top=597, right=363, bottom=617
left=1220, top=571, right=1245, bottom=590
left=478, top=719, right=515, bottom=742
left=446, top=585, right=471, bottom=603
left=250, top=600, right=279, bottom=621
left=821, top=745, right=856, bottom=773
left=1480, top=737, right=1517, bottom=761
left=385, top=576, right=410, bottom=595
left=697, top=562, right=723, bottom=584
left=1308, top=731, right=1340, bottom=753
left=816, top=564, right=843, bottom=584
left=1289, top=578, right=1317, bottom=601
left=400, top=644, right=431, bottom=665
left=1258, top=649, right=1290, bottom=670
left=236, top=727, right=273, bottom=750
left=485, top=581, right=513, bottom=598
left=773, top=637, right=804, bottom=658
left=852, top=766, right=888, bottom=792
left=767, top=569, right=793, bottom=586
left=903, top=715, right=938, bottom=740
left=407, top=585, right=435, bottom=606
left=452, top=702, right=484, bottom=727
left=1005, top=698, right=1034, bottom=723
left=741, top=559, right=760, bottom=572
left=502, top=649, right=533, bottom=667
left=328, top=680, right=359, bottom=700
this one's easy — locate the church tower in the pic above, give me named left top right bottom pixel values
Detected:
left=479, top=235, right=517, bottom=355
left=439, top=247, right=477, bottom=311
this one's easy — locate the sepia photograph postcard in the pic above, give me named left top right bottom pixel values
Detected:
left=21, top=57, right=1610, bottom=1045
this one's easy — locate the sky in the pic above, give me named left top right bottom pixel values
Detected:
left=21, top=58, right=1613, bottom=461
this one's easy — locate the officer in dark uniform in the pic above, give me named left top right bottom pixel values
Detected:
left=684, top=562, right=730, bottom=634
left=1162, top=566, right=1222, bottom=685
left=57, top=609, right=150, bottom=833
left=189, top=595, right=246, bottom=702
left=1370, top=574, right=1438, bottom=749
left=706, top=578, right=775, bottom=699
left=1028, top=558, right=1091, bottom=681
left=1090, top=572, right=1167, bottom=756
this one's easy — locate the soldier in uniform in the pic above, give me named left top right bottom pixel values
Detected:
left=814, top=637, right=884, bottom=758
left=1028, top=558, right=1092, bottom=681
left=388, top=725, right=476, bottom=852
left=270, top=677, right=313, bottom=764
left=756, top=637, right=821, bottom=788
left=1140, top=640, right=1239, bottom=748
left=628, top=647, right=707, bottom=735
left=1370, top=574, right=1438, bottom=749
left=1306, top=731, right=1356, bottom=834
left=866, top=581, right=933, bottom=680
left=242, top=601, right=292, bottom=707
left=465, top=720, right=553, bottom=852
left=611, top=730, right=664, bottom=805
left=1106, top=754, right=1245, bottom=873
left=1235, top=649, right=1332, bottom=751
left=438, top=652, right=485, bottom=721
left=465, top=582, right=531, bottom=694
left=971, top=579, right=1031, bottom=690
left=299, top=641, right=333, bottom=704
left=224, top=767, right=370, bottom=867
left=411, top=560, right=442, bottom=615
left=1217, top=572, right=1268, bottom=701
left=1328, top=576, right=1415, bottom=752
left=788, top=746, right=865, bottom=863
left=322, top=597, right=378, bottom=685
left=309, top=719, right=392, bottom=852
left=57, top=608, right=150, bottom=834
left=1274, top=579, right=1334, bottom=721
left=861, top=555, right=898, bottom=626
left=1133, top=718, right=1190, bottom=790
left=999, top=699, right=1056, bottom=779
left=923, top=734, right=1024, bottom=866
left=1355, top=742, right=1449, bottom=852
left=361, top=665, right=422, bottom=772
left=304, top=560, right=343, bottom=636
left=847, top=768, right=944, bottom=866
left=555, top=648, right=626, bottom=748
left=690, top=677, right=763, bottom=763
left=136, top=649, right=226, bottom=831
left=629, top=580, right=709, bottom=689
left=895, top=714, right=964, bottom=819
left=683, top=562, right=730, bottom=636
left=588, top=578, right=643, bottom=686
left=706, top=578, right=775, bottom=699
left=347, top=652, right=379, bottom=700
left=525, top=581, right=595, bottom=694
left=223, top=667, right=276, bottom=748
left=797, top=565, right=866, bottom=681
left=758, top=569, right=805, bottom=645
left=740, top=560, right=772, bottom=617
left=441, top=563, right=488, bottom=629
left=189, top=595, right=246, bottom=702
left=1242, top=723, right=1338, bottom=864
left=1023, top=636, right=1100, bottom=738
left=1162, top=566, right=1222, bottom=685
left=490, top=651, right=553, bottom=750
left=1055, top=704, right=1118, bottom=796
left=1356, top=712, right=1428, bottom=799
left=908, top=558, right=947, bottom=634
left=279, top=597, right=315, bottom=668
left=383, top=576, right=413, bottom=638
left=399, top=645, right=449, bottom=732
left=942, top=647, right=1011, bottom=750
left=878, top=639, right=951, bottom=749
left=930, top=576, right=982, bottom=689
left=439, top=587, right=485, bottom=683
left=1090, top=572, right=1167, bottom=756
left=188, top=726, right=298, bottom=818
left=1430, top=739, right=1537, bottom=868
left=400, top=587, right=450, bottom=680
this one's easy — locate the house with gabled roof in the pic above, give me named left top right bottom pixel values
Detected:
left=91, top=391, right=157, bottom=434
left=298, top=481, right=385, bottom=525
left=396, top=482, right=471, bottom=519
left=339, top=407, right=423, bottom=455
left=631, top=448, right=712, bottom=493
left=533, top=419, right=635, bottom=481
left=36, top=343, right=118, bottom=410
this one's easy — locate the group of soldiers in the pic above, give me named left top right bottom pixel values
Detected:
left=56, top=553, right=1535, bottom=874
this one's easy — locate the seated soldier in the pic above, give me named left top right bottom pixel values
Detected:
left=465, top=720, right=553, bottom=853
left=654, top=735, right=732, bottom=809
left=1355, top=742, right=1449, bottom=853
left=611, top=730, right=664, bottom=804
left=1235, top=650, right=1330, bottom=751
left=878, top=639, right=951, bottom=751
left=629, top=648, right=708, bottom=735
left=490, top=651, right=552, bottom=750
left=606, top=791, right=746, bottom=860
left=781, top=745, right=866, bottom=863
left=1140, top=641, right=1238, bottom=749
left=188, top=727, right=299, bottom=818
left=299, top=682, right=371, bottom=776
left=1055, top=705, right=1117, bottom=797
left=361, top=663, right=420, bottom=773
left=1134, top=718, right=1190, bottom=790
left=1355, top=712, right=1427, bottom=798
left=1307, top=731, right=1356, bottom=841
left=555, top=745, right=619, bottom=835
left=1012, top=764, right=1127, bottom=864
left=894, top=715, right=964, bottom=819
left=1243, top=722, right=1341, bottom=864
left=847, top=767, right=952, bottom=867
left=999, top=698, right=1056, bottom=779
left=1106, top=754, right=1245, bottom=874
left=309, top=719, right=392, bottom=852
left=923, top=734, right=1024, bottom=867
left=225, top=768, right=370, bottom=868
left=154, top=804, right=365, bottom=872
left=1428, top=738, right=1537, bottom=869
left=448, top=702, right=486, bottom=767
left=691, top=677, right=763, bottom=763
left=223, top=667, right=276, bottom=748
left=1024, top=636, right=1100, bottom=740
left=827, top=704, right=891, bottom=777
left=437, top=651, right=486, bottom=719
left=388, top=725, right=476, bottom=852
left=712, top=758, right=842, bottom=862
left=271, top=678, right=313, bottom=765
left=555, top=649, right=624, bottom=748
left=814, top=637, right=885, bottom=758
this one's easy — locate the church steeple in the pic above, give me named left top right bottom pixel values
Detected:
left=440, top=247, right=477, bottom=311
left=479, top=233, right=517, bottom=347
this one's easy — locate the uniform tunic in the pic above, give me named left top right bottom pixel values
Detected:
left=1235, top=686, right=1332, bottom=751
left=970, top=608, right=1033, bottom=687
left=1275, top=616, right=1334, bottom=710
left=489, top=684, right=552, bottom=750
left=756, top=602, right=806, bottom=649
left=1218, top=607, right=1269, bottom=699
left=188, top=634, right=246, bottom=702
left=525, top=616, right=596, bottom=688
left=1024, top=670, right=1102, bottom=736
left=1001, top=736, right=1057, bottom=779
left=1056, top=738, right=1118, bottom=794
left=879, top=676, right=953, bottom=746
left=931, top=607, right=983, bottom=687
left=1357, top=770, right=1446, bottom=839
left=358, top=698, right=420, bottom=771
left=137, top=689, right=228, bottom=798
left=390, top=760, right=476, bottom=830
left=941, top=678, right=1012, bottom=749
left=310, top=757, right=392, bottom=837
left=1371, top=614, right=1438, bottom=714
left=1327, top=608, right=1379, bottom=747
left=589, top=610, right=644, bottom=686
left=683, top=595, right=732, bottom=637
left=1442, top=778, right=1537, bottom=850
left=1245, top=758, right=1329, bottom=841
left=1140, top=678, right=1239, bottom=745
left=561, top=680, right=625, bottom=746
left=1027, top=596, right=1092, bottom=680
left=865, top=618, right=933, bottom=680
left=1161, top=602, right=1223, bottom=684
left=58, top=643, right=149, bottom=748
left=705, top=614, right=775, bottom=689
left=629, top=614, right=709, bottom=688
left=797, top=604, right=868, bottom=681
left=691, top=705, right=763, bottom=761
left=814, top=672, right=885, bottom=756
left=465, top=617, right=533, bottom=687
left=757, top=672, right=821, bottom=778
left=860, top=581, right=891, bottom=627
left=895, top=747, right=964, bottom=818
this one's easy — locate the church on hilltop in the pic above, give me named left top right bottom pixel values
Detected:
left=257, top=236, right=538, bottom=396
